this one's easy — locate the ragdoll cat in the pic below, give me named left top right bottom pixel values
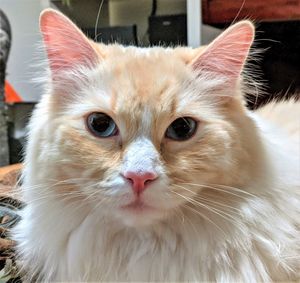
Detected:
left=13, top=9, right=300, bottom=282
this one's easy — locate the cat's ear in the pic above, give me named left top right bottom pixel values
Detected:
left=40, top=9, right=99, bottom=75
left=192, top=21, right=254, bottom=82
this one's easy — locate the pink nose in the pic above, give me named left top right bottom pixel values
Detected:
left=123, top=171, right=158, bottom=195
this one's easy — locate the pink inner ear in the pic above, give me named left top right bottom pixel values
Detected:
left=192, top=21, right=254, bottom=79
left=40, top=9, right=98, bottom=73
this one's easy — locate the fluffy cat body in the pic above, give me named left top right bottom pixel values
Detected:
left=13, top=10, right=300, bottom=282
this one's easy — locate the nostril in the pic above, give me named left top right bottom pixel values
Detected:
left=145, top=179, right=153, bottom=185
left=142, top=172, right=157, bottom=183
left=126, top=176, right=134, bottom=185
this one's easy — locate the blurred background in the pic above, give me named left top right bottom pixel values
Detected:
left=0, top=0, right=299, bottom=165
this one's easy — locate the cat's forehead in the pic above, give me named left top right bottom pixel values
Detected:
left=97, top=45, right=201, bottom=110
left=105, top=46, right=192, bottom=77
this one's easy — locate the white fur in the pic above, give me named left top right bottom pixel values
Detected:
left=13, top=91, right=300, bottom=281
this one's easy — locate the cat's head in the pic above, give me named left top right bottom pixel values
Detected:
left=30, top=9, right=257, bottom=227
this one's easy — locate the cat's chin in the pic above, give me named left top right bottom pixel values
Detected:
left=116, top=201, right=168, bottom=227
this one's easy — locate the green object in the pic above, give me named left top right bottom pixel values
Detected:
left=62, top=0, right=72, bottom=6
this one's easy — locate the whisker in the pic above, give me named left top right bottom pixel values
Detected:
left=182, top=204, right=226, bottom=236
left=172, top=191, right=228, bottom=235
left=178, top=186, right=241, bottom=214
left=179, top=182, right=255, bottom=199
left=174, top=184, right=243, bottom=214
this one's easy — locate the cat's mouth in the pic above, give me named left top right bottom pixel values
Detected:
left=121, top=199, right=154, bottom=213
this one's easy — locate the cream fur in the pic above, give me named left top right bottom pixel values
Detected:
left=13, top=10, right=300, bottom=282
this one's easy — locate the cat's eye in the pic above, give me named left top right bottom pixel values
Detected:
left=165, top=117, right=197, bottom=141
left=86, top=112, right=118, bottom=138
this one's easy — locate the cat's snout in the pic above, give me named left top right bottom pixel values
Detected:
left=122, top=171, right=158, bottom=195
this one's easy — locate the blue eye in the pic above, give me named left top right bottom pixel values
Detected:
left=165, top=117, right=197, bottom=141
left=86, top=112, right=118, bottom=138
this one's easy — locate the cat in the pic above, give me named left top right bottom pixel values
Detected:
left=13, top=8, right=300, bottom=282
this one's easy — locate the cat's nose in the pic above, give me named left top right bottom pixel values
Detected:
left=122, top=171, right=158, bottom=195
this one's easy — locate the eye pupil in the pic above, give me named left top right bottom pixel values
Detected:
left=172, top=119, right=191, bottom=138
left=165, top=117, right=197, bottom=141
left=87, top=113, right=118, bottom=138
left=91, top=116, right=110, bottom=132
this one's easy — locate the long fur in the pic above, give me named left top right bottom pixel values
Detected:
left=13, top=10, right=300, bottom=282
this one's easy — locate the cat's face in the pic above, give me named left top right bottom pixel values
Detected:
left=33, top=10, right=255, bottom=227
